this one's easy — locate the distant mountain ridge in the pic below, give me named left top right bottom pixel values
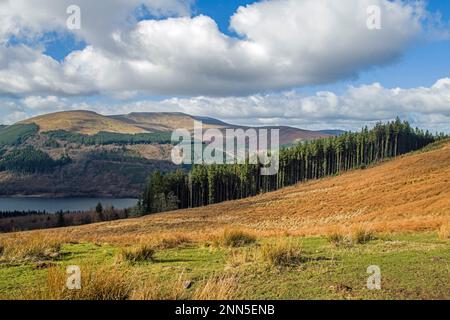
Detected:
left=0, top=110, right=340, bottom=197
left=17, top=110, right=335, bottom=145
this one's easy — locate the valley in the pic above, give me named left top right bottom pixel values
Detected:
left=0, top=110, right=333, bottom=198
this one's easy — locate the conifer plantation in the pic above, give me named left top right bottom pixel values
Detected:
left=140, top=119, right=440, bottom=214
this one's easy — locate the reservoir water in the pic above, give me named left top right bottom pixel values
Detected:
left=0, top=197, right=137, bottom=213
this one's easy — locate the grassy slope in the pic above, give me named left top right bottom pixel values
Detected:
left=16, top=139, right=449, bottom=243
left=21, top=111, right=148, bottom=135
left=0, top=124, right=38, bottom=146
left=0, top=233, right=448, bottom=299
left=0, top=141, right=448, bottom=300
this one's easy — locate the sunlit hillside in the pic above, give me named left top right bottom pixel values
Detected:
left=14, top=140, right=449, bottom=244
left=21, top=111, right=149, bottom=135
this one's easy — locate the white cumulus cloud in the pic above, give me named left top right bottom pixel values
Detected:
left=0, top=0, right=439, bottom=96
left=3, top=78, right=449, bottom=133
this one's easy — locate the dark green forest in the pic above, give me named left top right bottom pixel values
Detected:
left=139, top=119, right=441, bottom=215
left=0, top=146, right=71, bottom=174
left=0, top=124, right=38, bottom=146
left=43, top=130, right=172, bottom=146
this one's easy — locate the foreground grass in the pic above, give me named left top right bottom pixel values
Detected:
left=0, top=232, right=448, bottom=300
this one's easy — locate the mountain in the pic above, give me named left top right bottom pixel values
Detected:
left=112, top=112, right=231, bottom=132
left=318, top=129, right=346, bottom=136
left=0, top=110, right=331, bottom=197
left=20, top=110, right=331, bottom=142
left=21, top=110, right=148, bottom=135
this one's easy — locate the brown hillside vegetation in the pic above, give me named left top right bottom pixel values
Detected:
left=16, top=110, right=329, bottom=143
left=4, top=141, right=449, bottom=243
left=116, top=112, right=230, bottom=132
left=21, top=110, right=148, bottom=135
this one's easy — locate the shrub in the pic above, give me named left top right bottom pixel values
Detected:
left=350, top=228, right=376, bottom=244
left=117, top=245, right=155, bottom=263
left=326, top=229, right=348, bottom=247
left=41, top=265, right=132, bottom=300
left=260, top=240, right=304, bottom=268
left=213, top=229, right=256, bottom=248
left=326, top=227, right=376, bottom=247
left=438, top=224, right=450, bottom=240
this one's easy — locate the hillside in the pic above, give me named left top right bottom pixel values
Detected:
left=28, top=140, right=450, bottom=242
left=0, top=110, right=332, bottom=197
left=112, top=112, right=231, bottom=132
left=21, top=111, right=148, bottom=135
left=20, top=110, right=331, bottom=142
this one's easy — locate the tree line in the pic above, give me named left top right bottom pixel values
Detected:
left=0, top=205, right=134, bottom=233
left=44, top=130, right=172, bottom=146
left=138, top=119, right=442, bottom=215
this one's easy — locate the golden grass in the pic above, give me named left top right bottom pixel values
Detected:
left=226, top=248, right=257, bottom=269
left=325, top=228, right=348, bottom=247
left=21, top=110, right=148, bottom=135
left=24, top=265, right=133, bottom=300
left=153, top=233, right=192, bottom=249
left=11, top=263, right=234, bottom=300
left=211, top=229, right=257, bottom=248
left=193, top=274, right=238, bottom=300
left=438, top=223, right=450, bottom=240
left=117, top=245, right=155, bottom=263
left=350, top=227, right=376, bottom=244
left=260, top=240, right=304, bottom=267
left=131, top=273, right=188, bottom=300
left=0, top=233, right=63, bottom=263
left=325, top=227, right=376, bottom=247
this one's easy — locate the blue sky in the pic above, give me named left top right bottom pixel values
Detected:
left=41, top=0, right=450, bottom=92
left=0, top=0, right=449, bottom=131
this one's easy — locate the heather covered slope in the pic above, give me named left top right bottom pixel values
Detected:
left=25, top=140, right=450, bottom=243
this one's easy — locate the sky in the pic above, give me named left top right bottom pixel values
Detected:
left=0, top=0, right=449, bottom=132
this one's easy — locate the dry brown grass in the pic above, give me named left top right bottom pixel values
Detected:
left=131, top=274, right=187, bottom=300
left=325, top=227, right=376, bottom=247
left=0, top=233, right=64, bottom=263
left=211, top=229, right=257, bottom=248
left=350, top=227, right=376, bottom=244
left=24, top=265, right=133, bottom=300
left=153, top=233, right=192, bottom=249
left=21, top=110, right=148, bottom=134
left=193, top=274, right=238, bottom=300
left=1, top=141, right=449, bottom=246
left=260, top=240, right=304, bottom=267
left=226, top=248, right=257, bottom=269
left=325, top=228, right=348, bottom=247
left=438, top=223, right=450, bottom=240
left=117, top=245, right=155, bottom=263
left=25, top=265, right=237, bottom=300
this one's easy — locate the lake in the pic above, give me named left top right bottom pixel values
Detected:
left=0, top=197, right=138, bottom=213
